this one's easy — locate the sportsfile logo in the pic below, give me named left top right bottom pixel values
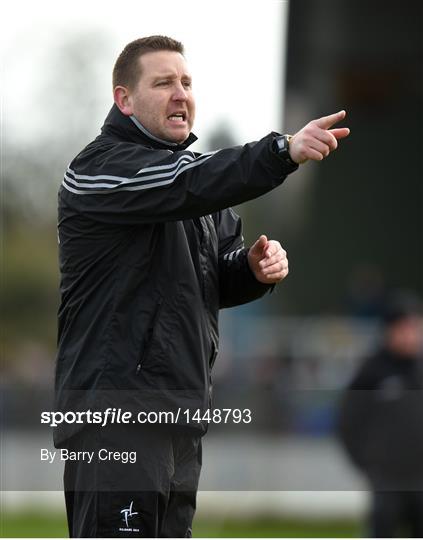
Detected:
left=119, top=500, right=140, bottom=533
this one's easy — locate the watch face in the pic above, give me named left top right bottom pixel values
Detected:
left=277, top=136, right=288, bottom=152
left=274, top=135, right=297, bottom=167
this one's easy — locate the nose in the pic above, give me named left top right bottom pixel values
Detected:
left=172, top=82, right=188, bottom=101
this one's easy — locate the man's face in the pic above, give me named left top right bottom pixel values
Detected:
left=126, top=50, right=195, bottom=144
left=387, top=316, right=423, bottom=358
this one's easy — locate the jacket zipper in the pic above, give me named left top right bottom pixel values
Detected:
left=136, top=297, right=163, bottom=374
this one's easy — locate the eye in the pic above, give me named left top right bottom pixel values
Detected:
left=182, top=80, right=192, bottom=89
left=156, top=80, right=170, bottom=87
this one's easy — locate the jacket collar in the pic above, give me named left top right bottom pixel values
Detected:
left=101, top=104, right=198, bottom=151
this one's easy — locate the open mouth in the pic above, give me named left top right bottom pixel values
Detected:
left=167, top=112, right=186, bottom=123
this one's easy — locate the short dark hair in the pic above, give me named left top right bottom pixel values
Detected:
left=112, top=35, right=184, bottom=90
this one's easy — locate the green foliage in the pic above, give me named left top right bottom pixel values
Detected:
left=2, top=222, right=59, bottom=361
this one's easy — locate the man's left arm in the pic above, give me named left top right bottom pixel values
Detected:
left=217, top=209, right=289, bottom=309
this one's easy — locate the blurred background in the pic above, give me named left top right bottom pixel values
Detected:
left=1, top=0, right=422, bottom=536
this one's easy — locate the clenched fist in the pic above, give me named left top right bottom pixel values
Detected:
left=248, top=235, right=288, bottom=284
left=289, top=110, right=350, bottom=164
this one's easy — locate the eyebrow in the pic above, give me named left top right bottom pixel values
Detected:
left=151, top=73, right=192, bottom=82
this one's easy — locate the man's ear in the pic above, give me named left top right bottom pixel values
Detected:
left=113, top=86, right=133, bottom=116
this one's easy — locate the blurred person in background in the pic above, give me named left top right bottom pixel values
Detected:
left=344, top=263, right=387, bottom=318
left=56, top=35, right=350, bottom=537
left=338, top=291, right=423, bottom=537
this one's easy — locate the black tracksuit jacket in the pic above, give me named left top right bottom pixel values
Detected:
left=54, top=104, right=298, bottom=446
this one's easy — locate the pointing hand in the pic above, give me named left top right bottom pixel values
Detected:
left=288, top=110, right=350, bottom=164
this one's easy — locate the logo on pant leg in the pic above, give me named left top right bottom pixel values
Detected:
left=119, top=501, right=140, bottom=533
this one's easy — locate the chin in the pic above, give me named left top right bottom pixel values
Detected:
left=167, top=131, right=189, bottom=144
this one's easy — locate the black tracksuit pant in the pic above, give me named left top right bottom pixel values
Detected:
left=63, top=423, right=202, bottom=537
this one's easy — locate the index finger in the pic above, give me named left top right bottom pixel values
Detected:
left=313, top=110, right=346, bottom=129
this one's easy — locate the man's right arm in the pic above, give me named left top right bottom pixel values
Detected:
left=60, top=133, right=297, bottom=225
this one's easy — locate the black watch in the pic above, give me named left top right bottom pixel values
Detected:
left=273, top=134, right=297, bottom=166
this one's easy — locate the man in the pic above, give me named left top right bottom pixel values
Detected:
left=338, top=292, right=423, bottom=537
left=56, top=35, right=349, bottom=537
